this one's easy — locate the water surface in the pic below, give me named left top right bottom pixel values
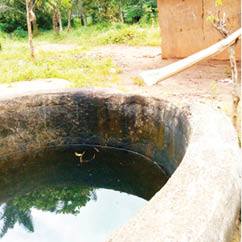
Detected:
left=0, top=188, right=146, bottom=242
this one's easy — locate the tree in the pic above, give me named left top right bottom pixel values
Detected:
left=0, top=186, right=96, bottom=238
left=32, top=2, right=39, bottom=36
left=66, top=1, right=73, bottom=32
left=26, top=0, right=35, bottom=58
left=118, top=0, right=124, bottom=23
left=0, top=0, right=27, bottom=32
left=208, top=1, right=240, bottom=130
left=13, top=186, right=97, bottom=215
left=0, top=201, right=34, bottom=238
left=0, top=0, right=158, bottom=33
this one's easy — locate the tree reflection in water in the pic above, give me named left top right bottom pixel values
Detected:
left=0, top=186, right=96, bottom=238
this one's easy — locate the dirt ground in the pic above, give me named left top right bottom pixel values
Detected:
left=87, top=45, right=241, bottom=110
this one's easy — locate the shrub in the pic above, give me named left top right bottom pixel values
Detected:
left=0, top=23, right=9, bottom=32
left=73, top=18, right=83, bottom=28
left=12, top=27, right=28, bottom=39
left=97, top=27, right=143, bottom=44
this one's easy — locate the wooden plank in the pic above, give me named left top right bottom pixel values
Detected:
left=140, top=28, right=242, bottom=86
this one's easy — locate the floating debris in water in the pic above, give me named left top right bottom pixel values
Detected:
left=75, top=151, right=96, bottom=163
left=94, top=147, right=100, bottom=152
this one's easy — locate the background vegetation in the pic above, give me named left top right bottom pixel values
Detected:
left=0, top=0, right=160, bottom=86
left=0, top=0, right=158, bottom=34
left=0, top=186, right=97, bottom=237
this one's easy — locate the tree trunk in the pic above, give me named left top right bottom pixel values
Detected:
left=33, top=19, right=38, bottom=37
left=209, top=13, right=240, bottom=129
left=32, top=4, right=38, bottom=37
left=66, top=7, right=72, bottom=32
left=83, top=14, right=87, bottom=26
left=79, top=0, right=87, bottom=26
left=52, top=9, right=59, bottom=34
left=80, top=14, right=84, bottom=26
left=229, top=43, right=240, bottom=129
left=57, top=7, right=63, bottom=32
left=26, top=0, right=34, bottom=58
left=119, top=0, right=124, bottom=23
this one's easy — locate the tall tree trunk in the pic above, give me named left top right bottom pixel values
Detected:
left=119, top=0, right=124, bottom=23
left=33, top=19, right=38, bottom=36
left=67, top=7, right=72, bottom=32
left=79, top=0, right=86, bottom=26
left=32, top=4, right=38, bottom=37
left=26, top=0, right=34, bottom=58
left=80, top=14, right=84, bottom=26
left=80, top=14, right=87, bottom=26
left=83, top=14, right=87, bottom=26
left=57, top=7, right=63, bottom=32
left=52, top=9, right=59, bottom=34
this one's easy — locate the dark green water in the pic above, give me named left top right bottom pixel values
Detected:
left=0, top=146, right=168, bottom=241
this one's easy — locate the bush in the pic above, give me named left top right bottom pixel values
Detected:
left=97, top=27, right=143, bottom=44
left=12, top=27, right=28, bottom=39
left=94, top=22, right=110, bottom=31
left=114, top=23, right=126, bottom=29
left=73, top=18, right=83, bottom=28
left=124, top=7, right=143, bottom=23
left=0, top=23, right=9, bottom=32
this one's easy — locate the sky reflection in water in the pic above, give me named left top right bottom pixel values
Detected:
left=0, top=189, right=146, bottom=242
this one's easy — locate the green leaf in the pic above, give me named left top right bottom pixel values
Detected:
left=207, top=15, right=215, bottom=23
left=215, top=0, right=223, bottom=6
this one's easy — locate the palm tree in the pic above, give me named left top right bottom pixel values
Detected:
left=0, top=185, right=96, bottom=237
left=0, top=201, right=34, bottom=238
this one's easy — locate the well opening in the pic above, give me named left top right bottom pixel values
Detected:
left=0, top=89, right=190, bottom=202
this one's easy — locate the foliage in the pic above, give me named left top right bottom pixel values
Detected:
left=124, top=0, right=157, bottom=24
left=0, top=201, right=34, bottom=238
left=0, top=23, right=160, bottom=84
left=11, top=186, right=97, bottom=215
left=0, top=42, right=119, bottom=86
left=0, top=186, right=96, bottom=238
left=96, top=27, right=142, bottom=44
left=132, top=76, right=144, bottom=86
left=12, top=26, right=28, bottom=38
left=215, top=0, right=222, bottom=6
left=0, top=0, right=158, bottom=33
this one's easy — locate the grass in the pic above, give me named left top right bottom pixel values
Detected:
left=0, top=23, right=160, bottom=87
left=0, top=42, right=119, bottom=87
left=33, top=23, right=161, bottom=47
left=132, top=76, right=145, bottom=86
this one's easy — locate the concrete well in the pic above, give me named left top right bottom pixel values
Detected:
left=0, top=88, right=240, bottom=241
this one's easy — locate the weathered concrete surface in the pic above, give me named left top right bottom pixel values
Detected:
left=157, top=0, right=241, bottom=60
left=107, top=104, right=241, bottom=242
left=0, top=89, right=189, bottom=201
left=0, top=89, right=240, bottom=241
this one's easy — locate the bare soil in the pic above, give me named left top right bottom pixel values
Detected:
left=87, top=45, right=241, bottom=111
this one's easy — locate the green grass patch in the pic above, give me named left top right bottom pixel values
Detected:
left=33, top=23, right=161, bottom=47
left=0, top=39, right=119, bottom=87
left=0, top=23, right=160, bottom=87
